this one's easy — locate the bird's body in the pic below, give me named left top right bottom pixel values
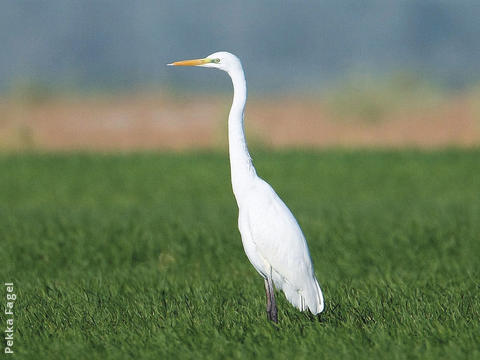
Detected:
left=169, top=52, right=324, bottom=321
left=237, top=177, right=324, bottom=314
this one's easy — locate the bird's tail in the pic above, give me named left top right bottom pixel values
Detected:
left=282, top=276, right=324, bottom=315
left=309, top=277, right=324, bottom=314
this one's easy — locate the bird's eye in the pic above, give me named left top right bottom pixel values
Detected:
left=213, top=58, right=220, bottom=63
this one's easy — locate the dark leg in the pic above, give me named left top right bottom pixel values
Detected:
left=264, top=276, right=278, bottom=323
left=264, top=279, right=272, bottom=320
left=267, top=276, right=278, bottom=323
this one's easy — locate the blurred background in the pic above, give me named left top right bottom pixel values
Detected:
left=1, top=0, right=479, bottom=150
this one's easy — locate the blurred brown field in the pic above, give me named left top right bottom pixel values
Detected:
left=1, top=89, right=479, bottom=151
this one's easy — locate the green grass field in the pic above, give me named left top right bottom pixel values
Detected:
left=1, top=150, right=479, bottom=359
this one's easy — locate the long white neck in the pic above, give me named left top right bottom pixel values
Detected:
left=227, top=67, right=257, bottom=204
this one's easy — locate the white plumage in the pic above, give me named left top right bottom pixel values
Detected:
left=169, top=51, right=324, bottom=321
left=238, top=177, right=324, bottom=314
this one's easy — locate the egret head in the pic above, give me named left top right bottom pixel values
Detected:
left=168, top=51, right=242, bottom=74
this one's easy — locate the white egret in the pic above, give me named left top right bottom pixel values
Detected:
left=168, top=52, right=324, bottom=322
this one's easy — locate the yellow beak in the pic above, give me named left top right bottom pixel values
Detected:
left=167, top=58, right=212, bottom=66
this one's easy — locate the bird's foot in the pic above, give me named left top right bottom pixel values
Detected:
left=267, top=306, right=278, bottom=323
